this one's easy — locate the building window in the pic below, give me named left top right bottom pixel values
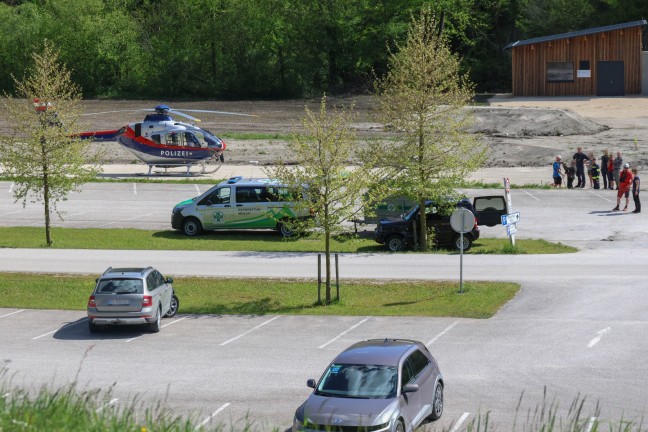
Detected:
left=547, top=62, right=574, bottom=82
left=577, top=60, right=591, bottom=78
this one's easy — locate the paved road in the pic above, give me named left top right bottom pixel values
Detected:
left=1, top=182, right=647, bottom=430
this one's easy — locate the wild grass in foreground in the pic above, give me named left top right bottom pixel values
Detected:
left=0, top=273, right=519, bottom=318
left=0, top=227, right=576, bottom=254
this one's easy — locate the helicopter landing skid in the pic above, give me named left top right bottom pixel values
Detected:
left=135, top=163, right=215, bottom=177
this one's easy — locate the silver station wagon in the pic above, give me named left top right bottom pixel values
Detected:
left=87, top=267, right=179, bottom=334
left=293, top=339, right=444, bottom=432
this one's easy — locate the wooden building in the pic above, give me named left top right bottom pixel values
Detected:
left=505, top=21, right=647, bottom=96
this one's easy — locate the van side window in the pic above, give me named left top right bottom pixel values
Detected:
left=236, top=186, right=264, bottom=203
left=200, top=187, right=230, bottom=205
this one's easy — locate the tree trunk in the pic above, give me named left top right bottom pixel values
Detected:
left=41, top=137, right=52, bottom=246
left=418, top=196, right=427, bottom=251
left=325, top=224, right=331, bottom=304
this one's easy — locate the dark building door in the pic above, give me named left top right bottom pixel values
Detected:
left=597, top=61, right=625, bottom=96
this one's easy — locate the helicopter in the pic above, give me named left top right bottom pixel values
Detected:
left=79, top=104, right=253, bottom=175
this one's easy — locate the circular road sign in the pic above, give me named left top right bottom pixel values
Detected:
left=450, top=208, right=475, bottom=233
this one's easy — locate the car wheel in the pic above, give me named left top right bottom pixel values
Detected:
left=429, top=382, right=444, bottom=421
left=164, top=295, right=179, bottom=318
left=386, top=234, right=405, bottom=252
left=453, top=235, right=473, bottom=252
left=278, top=221, right=295, bottom=238
left=88, top=320, right=100, bottom=334
left=182, top=217, right=202, bottom=236
left=395, top=419, right=405, bottom=432
left=148, top=307, right=161, bottom=333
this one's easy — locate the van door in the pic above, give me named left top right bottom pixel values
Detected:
left=230, top=186, right=273, bottom=228
left=196, top=186, right=234, bottom=229
left=473, top=195, right=507, bottom=227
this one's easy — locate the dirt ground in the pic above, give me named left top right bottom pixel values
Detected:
left=2, top=95, right=647, bottom=169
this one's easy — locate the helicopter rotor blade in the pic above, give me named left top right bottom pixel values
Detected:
left=167, top=109, right=201, bottom=122
left=176, top=109, right=258, bottom=117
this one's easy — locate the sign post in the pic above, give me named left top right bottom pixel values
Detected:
left=503, top=177, right=516, bottom=246
left=450, top=207, right=474, bottom=294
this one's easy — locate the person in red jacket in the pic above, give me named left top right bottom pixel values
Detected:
left=613, top=163, right=634, bottom=211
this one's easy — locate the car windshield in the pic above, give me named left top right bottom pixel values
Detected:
left=315, top=364, right=397, bottom=399
left=96, top=278, right=143, bottom=294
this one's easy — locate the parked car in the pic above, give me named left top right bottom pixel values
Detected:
left=87, top=267, right=179, bottom=334
left=293, top=339, right=444, bottom=432
left=171, top=176, right=311, bottom=237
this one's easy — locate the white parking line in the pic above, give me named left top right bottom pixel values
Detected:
left=98, top=213, right=152, bottom=227
left=584, top=416, right=597, bottom=432
left=8, top=182, right=14, bottom=193
left=0, top=211, right=21, bottom=217
left=133, top=183, right=137, bottom=195
left=69, top=212, right=87, bottom=217
left=124, top=318, right=187, bottom=343
left=0, top=309, right=25, bottom=319
left=426, top=320, right=459, bottom=346
left=95, top=398, right=119, bottom=413
left=589, top=190, right=613, bottom=202
left=318, top=317, right=370, bottom=349
left=194, top=184, right=201, bottom=194
left=587, top=327, right=611, bottom=348
left=449, top=412, right=470, bottom=432
left=32, top=319, right=87, bottom=340
left=220, top=316, right=281, bottom=346
left=196, top=403, right=231, bottom=429
left=523, top=190, right=540, bottom=201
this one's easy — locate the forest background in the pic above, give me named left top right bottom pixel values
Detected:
left=1, top=0, right=647, bottom=99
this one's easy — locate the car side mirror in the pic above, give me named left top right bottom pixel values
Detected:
left=402, top=384, right=420, bottom=394
left=306, top=379, right=316, bottom=389
left=166, top=277, right=173, bottom=284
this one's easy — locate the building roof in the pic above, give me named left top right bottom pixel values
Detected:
left=505, top=20, right=647, bottom=50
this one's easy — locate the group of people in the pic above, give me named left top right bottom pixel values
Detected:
left=552, top=147, right=641, bottom=213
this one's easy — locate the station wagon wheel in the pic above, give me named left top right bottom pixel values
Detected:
left=395, top=419, right=405, bottom=432
left=164, top=295, right=179, bottom=318
left=386, top=234, right=405, bottom=252
left=278, top=221, right=295, bottom=238
left=148, top=307, right=161, bottom=333
left=453, top=235, right=473, bottom=252
left=429, top=382, right=444, bottom=421
left=182, top=217, right=202, bottom=236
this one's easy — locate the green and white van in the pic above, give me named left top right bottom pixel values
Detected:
left=171, top=176, right=310, bottom=237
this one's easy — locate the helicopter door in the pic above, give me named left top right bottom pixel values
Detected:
left=197, top=186, right=234, bottom=229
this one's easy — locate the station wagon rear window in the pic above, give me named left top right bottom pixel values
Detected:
left=96, top=279, right=144, bottom=294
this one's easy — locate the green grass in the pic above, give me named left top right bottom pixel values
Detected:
left=0, top=227, right=576, bottom=254
left=0, top=273, right=518, bottom=318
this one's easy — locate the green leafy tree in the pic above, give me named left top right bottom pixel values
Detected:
left=376, top=7, right=486, bottom=251
left=0, top=42, right=101, bottom=246
left=266, top=96, right=385, bottom=304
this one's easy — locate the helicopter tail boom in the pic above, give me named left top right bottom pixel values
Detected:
left=78, top=129, right=121, bottom=141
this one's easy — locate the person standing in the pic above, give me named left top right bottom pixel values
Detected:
left=607, top=154, right=615, bottom=190
left=563, top=160, right=576, bottom=189
left=613, top=163, right=633, bottom=211
left=573, top=147, right=589, bottom=188
left=591, top=158, right=601, bottom=189
left=601, top=150, right=610, bottom=190
left=552, top=155, right=563, bottom=187
left=632, top=168, right=641, bottom=213
left=613, top=151, right=623, bottom=190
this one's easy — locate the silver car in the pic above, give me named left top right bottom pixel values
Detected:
left=87, top=267, right=179, bottom=334
left=293, top=339, right=443, bottom=432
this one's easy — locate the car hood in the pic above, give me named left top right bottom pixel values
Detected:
left=301, top=394, right=398, bottom=427
left=378, top=217, right=406, bottom=225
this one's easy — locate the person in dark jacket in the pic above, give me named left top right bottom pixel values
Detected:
left=573, top=147, right=589, bottom=188
left=632, top=168, right=641, bottom=213
left=601, top=149, right=610, bottom=190
left=563, top=160, right=576, bottom=189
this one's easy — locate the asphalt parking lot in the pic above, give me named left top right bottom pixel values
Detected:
left=1, top=181, right=648, bottom=430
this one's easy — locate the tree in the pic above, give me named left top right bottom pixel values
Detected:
left=266, top=96, right=385, bottom=304
left=0, top=42, right=101, bottom=246
left=375, top=7, right=486, bottom=251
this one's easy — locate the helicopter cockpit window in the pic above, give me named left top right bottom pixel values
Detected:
left=164, top=133, right=181, bottom=146
left=185, top=133, right=202, bottom=148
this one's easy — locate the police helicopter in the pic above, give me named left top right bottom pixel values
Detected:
left=79, top=104, right=253, bottom=175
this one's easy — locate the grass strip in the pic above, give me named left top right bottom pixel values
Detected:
left=0, top=227, right=576, bottom=253
left=0, top=273, right=519, bottom=318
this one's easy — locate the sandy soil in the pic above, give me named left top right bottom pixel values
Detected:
left=2, top=95, right=647, bottom=170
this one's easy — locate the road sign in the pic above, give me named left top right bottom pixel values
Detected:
left=507, top=224, right=518, bottom=236
left=501, top=212, right=520, bottom=226
left=450, top=208, right=474, bottom=233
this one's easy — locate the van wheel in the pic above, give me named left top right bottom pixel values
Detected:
left=454, top=235, right=473, bottom=251
left=386, top=234, right=405, bottom=252
left=278, top=222, right=295, bottom=238
left=182, top=217, right=202, bottom=236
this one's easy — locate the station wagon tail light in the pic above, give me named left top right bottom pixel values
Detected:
left=142, top=295, right=153, bottom=307
left=87, top=295, right=96, bottom=308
